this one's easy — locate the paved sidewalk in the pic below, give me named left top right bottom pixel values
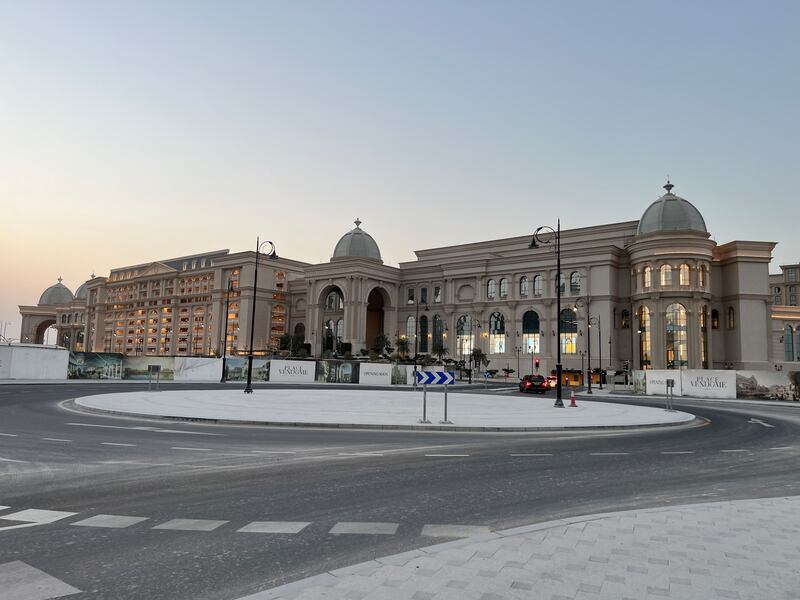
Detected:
left=73, top=389, right=696, bottom=431
left=242, top=496, right=800, bottom=600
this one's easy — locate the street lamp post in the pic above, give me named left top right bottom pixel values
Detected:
left=407, top=297, right=429, bottom=386
left=598, top=315, right=603, bottom=390
left=530, top=220, right=564, bottom=407
left=220, top=277, right=233, bottom=383
left=573, top=297, right=595, bottom=394
left=244, top=237, right=278, bottom=394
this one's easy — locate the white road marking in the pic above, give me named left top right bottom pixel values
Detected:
left=661, top=451, right=695, bottom=455
left=748, top=418, right=775, bottom=428
left=720, top=449, right=749, bottom=453
left=421, top=524, right=491, bottom=538
left=0, top=456, right=28, bottom=463
left=71, top=514, right=149, bottom=529
left=338, top=452, right=384, bottom=456
left=0, top=433, right=17, bottom=437
left=330, top=522, right=399, bottom=535
left=250, top=450, right=296, bottom=454
left=170, top=447, right=211, bottom=452
left=0, top=560, right=82, bottom=599
left=769, top=446, right=794, bottom=450
left=101, top=442, right=137, bottom=447
left=238, top=521, right=310, bottom=534
left=425, top=454, right=470, bottom=457
left=509, top=453, right=553, bottom=457
left=590, top=452, right=629, bottom=456
left=0, top=509, right=77, bottom=532
left=0, top=506, right=9, bottom=511
left=42, top=438, right=72, bottom=443
left=66, top=422, right=222, bottom=436
left=153, top=518, right=228, bottom=531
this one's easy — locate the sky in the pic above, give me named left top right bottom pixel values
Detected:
left=1, top=0, right=799, bottom=341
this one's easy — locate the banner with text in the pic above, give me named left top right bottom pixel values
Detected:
left=269, top=360, right=315, bottom=383
left=645, top=370, right=683, bottom=396
left=681, top=370, right=736, bottom=399
left=359, top=362, right=393, bottom=385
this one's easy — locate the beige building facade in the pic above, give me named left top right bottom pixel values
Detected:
left=19, top=183, right=792, bottom=374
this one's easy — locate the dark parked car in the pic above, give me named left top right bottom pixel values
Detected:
left=519, top=374, right=548, bottom=394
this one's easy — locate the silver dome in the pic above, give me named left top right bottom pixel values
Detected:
left=637, top=182, right=707, bottom=236
left=75, top=282, right=88, bottom=300
left=333, top=219, right=382, bottom=261
left=39, top=278, right=74, bottom=305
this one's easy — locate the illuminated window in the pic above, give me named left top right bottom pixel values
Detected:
left=570, top=272, right=581, bottom=294
left=679, top=264, right=690, bottom=286
left=522, top=311, right=540, bottom=354
left=660, top=265, right=672, bottom=287
left=665, top=303, right=688, bottom=369
left=456, top=315, right=474, bottom=358
left=488, top=312, right=505, bottom=354
left=643, top=266, right=652, bottom=289
left=559, top=308, right=577, bottom=354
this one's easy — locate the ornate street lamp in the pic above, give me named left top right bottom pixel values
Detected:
left=244, top=238, right=278, bottom=394
left=220, top=277, right=234, bottom=383
left=573, top=297, right=596, bottom=394
left=407, top=296, right=429, bottom=385
left=530, top=220, right=564, bottom=407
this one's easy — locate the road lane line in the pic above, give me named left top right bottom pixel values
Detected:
left=171, top=447, right=211, bottom=451
left=661, top=451, right=695, bottom=455
left=769, top=446, right=793, bottom=450
left=510, top=453, right=553, bottom=457
left=66, top=422, right=222, bottom=436
left=0, top=456, right=28, bottom=463
left=425, top=454, right=470, bottom=457
left=590, top=452, right=629, bottom=456
left=338, top=453, right=384, bottom=456
left=0, top=433, right=17, bottom=437
left=720, top=449, right=749, bottom=453
left=250, top=451, right=297, bottom=454
left=42, top=438, right=72, bottom=442
left=330, top=522, right=398, bottom=535
left=101, top=442, right=137, bottom=447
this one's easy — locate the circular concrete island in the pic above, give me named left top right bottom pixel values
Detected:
left=74, top=389, right=696, bottom=431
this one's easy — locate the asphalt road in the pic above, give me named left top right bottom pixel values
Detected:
left=1, top=383, right=799, bottom=599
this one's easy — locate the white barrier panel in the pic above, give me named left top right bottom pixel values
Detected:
left=269, top=360, right=315, bottom=383
left=681, top=370, right=736, bottom=399
left=359, top=363, right=393, bottom=385
left=645, top=370, right=683, bottom=396
left=0, top=344, right=69, bottom=380
left=173, top=357, right=221, bottom=381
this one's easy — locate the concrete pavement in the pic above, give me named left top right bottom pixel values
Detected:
left=243, top=495, right=800, bottom=600
left=73, top=389, right=696, bottom=431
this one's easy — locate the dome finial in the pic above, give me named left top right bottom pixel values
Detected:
left=663, top=177, right=674, bottom=194
left=354, top=218, right=362, bottom=228
left=57, top=276, right=63, bottom=284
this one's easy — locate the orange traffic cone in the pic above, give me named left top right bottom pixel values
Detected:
left=570, top=392, right=577, bottom=407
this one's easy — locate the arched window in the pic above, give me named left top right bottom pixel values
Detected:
left=679, top=264, right=690, bottom=286
left=533, top=275, right=543, bottom=297
left=620, top=309, right=631, bottom=329
left=419, top=315, right=429, bottom=353
left=325, top=290, right=343, bottom=311
left=487, top=279, right=496, bottom=300
left=499, top=278, right=508, bottom=299
left=456, top=315, right=474, bottom=358
left=660, top=265, right=672, bottom=287
left=488, top=312, right=506, bottom=354
left=522, top=311, right=540, bottom=354
left=643, top=266, right=652, bottom=289
left=519, top=276, right=529, bottom=296
left=665, top=303, right=688, bottom=369
left=700, top=305, right=709, bottom=369
left=335, top=319, right=344, bottom=345
left=559, top=308, right=577, bottom=354
left=432, top=315, right=444, bottom=350
left=570, top=272, right=581, bottom=294
left=699, top=265, right=707, bottom=288
left=638, top=305, right=651, bottom=369
left=787, top=325, right=796, bottom=361
left=406, top=316, right=416, bottom=349
left=727, top=307, right=735, bottom=329
left=711, top=309, right=720, bottom=329
left=323, top=319, right=335, bottom=352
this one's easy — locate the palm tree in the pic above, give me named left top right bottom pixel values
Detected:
left=372, top=334, right=391, bottom=355
left=432, top=344, right=449, bottom=364
left=470, top=348, right=489, bottom=371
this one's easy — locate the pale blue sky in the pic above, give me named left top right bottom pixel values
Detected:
left=1, top=1, right=798, bottom=339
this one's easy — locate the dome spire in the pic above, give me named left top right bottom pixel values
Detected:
left=354, top=218, right=362, bottom=228
left=57, top=276, right=63, bottom=284
left=663, top=178, right=674, bottom=194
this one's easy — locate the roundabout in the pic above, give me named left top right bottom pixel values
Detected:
left=72, top=387, right=698, bottom=431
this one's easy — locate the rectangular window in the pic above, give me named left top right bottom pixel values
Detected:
left=407, top=288, right=415, bottom=303
left=489, top=334, right=505, bottom=354
left=560, top=333, right=577, bottom=354
left=788, top=268, right=798, bottom=282
left=790, top=286, right=797, bottom=306
left=420, top=287, right=428, bottom=304
left=434, top=286, right=441, bottom=303
left=522, top=333, right=540, bottom=354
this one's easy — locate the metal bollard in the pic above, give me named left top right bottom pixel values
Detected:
left=440, top=383, right=452, bottom=424
left=419, top=383, right=431, bottom=424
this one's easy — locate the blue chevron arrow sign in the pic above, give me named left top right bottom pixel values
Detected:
left=415, top=370, right=455, bottom=385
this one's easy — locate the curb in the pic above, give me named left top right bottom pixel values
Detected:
left=64, top=399, right=706, bottom=433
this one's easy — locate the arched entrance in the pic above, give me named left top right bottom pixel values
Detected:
left=34, top=319, right=56, bottom=344
left=365, top=288, right=387, bottom=351
left=320, top=286, right=344, bottom=355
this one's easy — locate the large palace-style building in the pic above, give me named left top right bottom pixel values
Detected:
left=19, top=182, right=800, bottom=373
